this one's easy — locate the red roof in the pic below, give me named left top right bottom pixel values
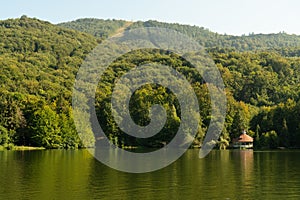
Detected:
left=233, top=133, right=253, bottom=143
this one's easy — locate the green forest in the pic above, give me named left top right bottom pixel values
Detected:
left=1, top=16, right=300, bottom=150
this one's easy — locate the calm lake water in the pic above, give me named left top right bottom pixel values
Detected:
left=0, top=149, right=300, bottom=200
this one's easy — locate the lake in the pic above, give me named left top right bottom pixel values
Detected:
left=0, top=149, right=300, bottom=200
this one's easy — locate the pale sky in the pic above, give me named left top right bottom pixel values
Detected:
left=1, top=0, right=300, bottom=35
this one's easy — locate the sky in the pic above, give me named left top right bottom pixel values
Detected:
left=1, top=0, right=300, bottom=36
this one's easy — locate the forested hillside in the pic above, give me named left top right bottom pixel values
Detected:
left=59, top=18, right=300, bottom=52
left=1, top=16, right=300, bottom=150
left=59, top=18, right=127, bottom=40
left=0, top=16, right=98, bottom=149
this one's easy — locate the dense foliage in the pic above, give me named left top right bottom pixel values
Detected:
left=1, top=16, right=300, bottom=149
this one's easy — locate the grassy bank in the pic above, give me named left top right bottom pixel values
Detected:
left=0, top=145, right=45, bottom=151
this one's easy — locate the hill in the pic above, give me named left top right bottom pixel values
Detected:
left=0, top=16, right=300, bottom=150
left=58, top=18, right=128, bottom=40
left=59, top=18, right=300, bottom=52
left=0, top=16, right=97, bottom=149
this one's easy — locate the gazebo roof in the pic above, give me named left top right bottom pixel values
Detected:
left=233, top=133, right=253, bottom=143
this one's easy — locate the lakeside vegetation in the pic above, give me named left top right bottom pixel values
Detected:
left=1, top=16, right=300, bottom=149
left=0, top=145, right=45, bottom=151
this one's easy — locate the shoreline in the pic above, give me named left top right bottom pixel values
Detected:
left=1, top=145, right=300, bottom=151
left=0, top=146, right=46, bottom=151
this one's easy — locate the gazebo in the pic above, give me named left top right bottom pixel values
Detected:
left=232, top=131, right=253, bottom=149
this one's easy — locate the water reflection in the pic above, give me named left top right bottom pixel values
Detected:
left=233, top=150, right=254, bottom=178
left=90, top=147, right=185, bottom=173
left=0, top=150, right=94, bottom=199
left=239, top=150, right=254, bottom=193
left=0, top=150, right=300, bottom=200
